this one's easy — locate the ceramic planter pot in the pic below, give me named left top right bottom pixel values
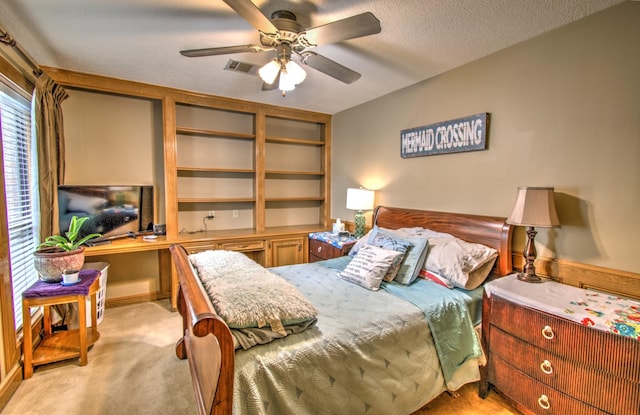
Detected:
left=33, top=247, right=85, bottom=283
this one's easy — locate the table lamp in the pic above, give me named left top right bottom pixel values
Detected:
left=346, top=187, right=375, bottom=238
left=506, top=186, right=560, bottom=283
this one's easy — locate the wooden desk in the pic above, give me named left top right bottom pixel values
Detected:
left=84, top=236, right=174, bottom=308
left=22, top=270, right=101, bottom=379
left=83, top=226, right=325, bottom=310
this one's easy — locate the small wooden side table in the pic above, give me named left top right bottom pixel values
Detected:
left=22, top=270, right=101, bottom=379
left=308, top=232, right=357, bottom=263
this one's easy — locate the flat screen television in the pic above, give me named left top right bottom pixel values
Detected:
left=58, top=185, right=154, bottom=239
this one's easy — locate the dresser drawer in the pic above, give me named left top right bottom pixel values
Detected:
left=309, top=239, right=344, bottom=261
left=489, top=355, right=607, bottom=415
left=490, top=295, right=640, bottom=382
left=182, top=242, right=215, bottom=254
left=490, top=327, right=640, bottom=415
left=218, top=240, right=265, bottom=252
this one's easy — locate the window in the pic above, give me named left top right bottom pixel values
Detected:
left=0, top=76, right=39, bottom=330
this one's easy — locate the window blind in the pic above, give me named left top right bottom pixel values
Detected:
left=0, top=78, right=39, bottom=330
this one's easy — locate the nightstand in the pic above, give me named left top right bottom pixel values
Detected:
left=22, top=269, right=101, bottom=379
left=308, top=232, right=357, bottom=263
left=480, top=275, right=640, bottom=415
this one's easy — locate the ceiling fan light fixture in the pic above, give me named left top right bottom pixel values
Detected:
left=285, top=60, right=306, bottom=85
left=278, top=69, right=297, bottom=92
left=258, top=60, right=280, bottom=84
left=180, top=5, right=382, bottom=93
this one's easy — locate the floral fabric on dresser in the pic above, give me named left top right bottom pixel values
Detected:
left=308, top=231, right=356, bottom=248
left=566, top=291, right=640, bottom=340
left=485, top=275, right=640, bottom=341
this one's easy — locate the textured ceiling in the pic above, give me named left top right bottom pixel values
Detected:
left=0, top=0, right=625, bottom=114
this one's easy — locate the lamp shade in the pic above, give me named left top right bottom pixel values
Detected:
left=285, top=60, right=306, bottom=85
left=278, top=69, right=296, bottom=92
left=346, top=188, right=375, bottom=211
left=258, top=60, right=280, bottom=85
left=506, top=186, right=560, bottom=227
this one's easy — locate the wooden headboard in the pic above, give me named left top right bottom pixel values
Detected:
left=373, top=206, right=514, bottom=277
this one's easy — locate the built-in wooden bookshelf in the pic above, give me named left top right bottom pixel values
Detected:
left=41, top=66, right=332, bottom=308
left=169, top=102, right=330, bottom=236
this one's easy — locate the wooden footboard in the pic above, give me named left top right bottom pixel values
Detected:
left=170, top=244, right=234, bottom=415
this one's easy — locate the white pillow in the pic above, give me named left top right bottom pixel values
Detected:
left=425, top=236, right=497, bottom=290
left=392, top=227, right=452, bottom=239
left=338, top=245, right=403, bottom=291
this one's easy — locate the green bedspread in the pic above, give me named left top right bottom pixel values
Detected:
left=382, top=279, right=483, bottom=383
left=230, top=259, right=482, bottom=415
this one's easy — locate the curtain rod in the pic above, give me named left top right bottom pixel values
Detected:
left=0, top=27, right=43, bottom=77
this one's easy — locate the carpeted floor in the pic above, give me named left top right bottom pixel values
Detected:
left=2, top=300, right=195, bottom=415
left=2, top=300, right=518, bottom=415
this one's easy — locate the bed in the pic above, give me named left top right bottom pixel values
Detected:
left=170, top=206, right=513, bottom=415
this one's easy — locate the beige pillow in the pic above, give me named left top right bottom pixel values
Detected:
left=338, top=245, right=403, bottom=291
left=424, top=237, right=497, bottom=290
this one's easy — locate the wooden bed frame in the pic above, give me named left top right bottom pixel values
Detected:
left=170, top=206, right=514, bottom=415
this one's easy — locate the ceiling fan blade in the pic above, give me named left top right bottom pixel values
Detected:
left=223, top=0, right=278, bottom=34
left=180, top=44, right=267, bottom=57
left=300, top=52, right=361, bottom=84
left=301, top=12, right=381, bottom=46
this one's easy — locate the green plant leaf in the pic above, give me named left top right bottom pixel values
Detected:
left=37, top=215, right=102, bottom=251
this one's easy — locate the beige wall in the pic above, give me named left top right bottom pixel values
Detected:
left=63, top=89, right=165, bottom=299
left=63, top=89, right=166, bottom=219
left=332, top=2, right=639, bottom=274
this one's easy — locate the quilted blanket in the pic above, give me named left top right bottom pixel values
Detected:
left=382, top=280, right=483, bottom=383
left=189, top=250, right=318, bottom=348
left=231, top=261, right=482, bottom=415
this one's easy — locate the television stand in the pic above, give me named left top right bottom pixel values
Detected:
left=84, top=239, right=111, bottom=247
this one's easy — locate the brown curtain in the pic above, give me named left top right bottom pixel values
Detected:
left=33, top=73, right=71, bottom=326
left=34, top=73, right=68, bottom=240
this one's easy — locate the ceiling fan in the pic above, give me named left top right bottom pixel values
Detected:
left=180, top=0, right=381, bottom=95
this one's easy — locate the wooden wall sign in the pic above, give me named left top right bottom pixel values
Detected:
left=400, top=112, right=489, bottom=158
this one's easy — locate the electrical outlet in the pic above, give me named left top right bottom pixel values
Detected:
left=232, top=210, right=239, bottom=219
left=208, top=210, right=215, bottom=218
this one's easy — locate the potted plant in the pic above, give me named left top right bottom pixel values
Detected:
left=33, top=216, right=102, bottom=283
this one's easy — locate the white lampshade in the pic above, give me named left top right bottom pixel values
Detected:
left=285, top=60, right=306, bottom=85
left=346, top=188, right=375, bottom=211
left=258, top=60, right=280, bottom=85
left=507, top=186, right=560, bottom=227
left=278, top=70, right=296, bottom=92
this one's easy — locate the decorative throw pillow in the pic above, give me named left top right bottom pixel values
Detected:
left=424, top=236, right=498, bottom=290
left=369, top=231, right=413, bottom=282
left=338, top=245, right=403, bottom=291
left=363, top=226, right=429, bottom=285
left=348, top=228, right=375, bottom=257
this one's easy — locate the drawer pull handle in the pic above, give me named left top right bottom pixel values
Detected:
left=538, top=394, right=550, bottom=410
left=540, top=360, right=553, bottom=375
left=542, top=325, right=555, bottom=340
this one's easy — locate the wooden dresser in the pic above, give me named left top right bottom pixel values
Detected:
left=480, top=277, right=640, bottom=415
